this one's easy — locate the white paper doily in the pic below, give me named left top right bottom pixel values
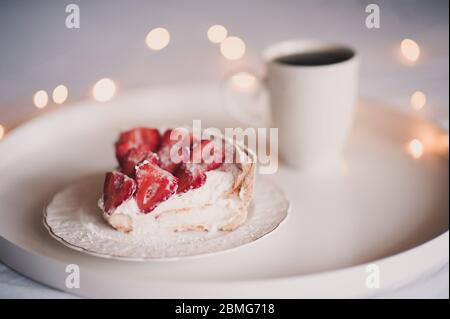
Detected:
left=43, top=175, right=289, bottom=261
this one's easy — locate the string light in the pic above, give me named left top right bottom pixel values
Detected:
left=410, top=90, right=426, bottom=110
left=220, top=36, right=246, bottom=60
left=207, top=25, right=228, bottom=43
left=407, top=139, right=424, bottom=159
left=93, top=78, right=116, bottom=102
left=33, top=90, right=48, bottom=109
left=145, top=27, right=170, bottom=50
left=52, top=85, right=69, bottom=104
left=0, top=124, right=5, bottom=140
left=400, top=39, right=420, bottom=63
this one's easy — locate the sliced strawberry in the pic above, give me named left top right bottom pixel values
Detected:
left=157, top=145, right=180, bottom=173
left=157, top=128, right=194, bottom=173
left=174, top=139, right=225, bottom=194
left=135, top=162, right=178, bottom=213
left=192, top=139, right=225, bottom=171
left=119, top=148, right=159, bottom=177
left=103, top=171, right=136, bottom=214
left=175, top=164, right=207, bottom=194
left=115, top=127, right=161, bottom=161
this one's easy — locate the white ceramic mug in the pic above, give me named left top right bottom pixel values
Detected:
left=226, top=39, right=360, bottom=174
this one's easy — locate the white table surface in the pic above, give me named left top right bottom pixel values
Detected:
left=0, top=0, right=448, bottom=298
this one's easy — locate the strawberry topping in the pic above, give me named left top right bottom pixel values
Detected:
left=175, top=164, right=207, bottom=194
left=119, top=148, right=159, bottom=177
left=115, top=127, right=160, bottom=162
left=103, top=171, right=136, bottom=214
left=175, top=139, right=225, bottom=194
left=157, top=128, right=194, bottom=173
left=192, top=139, right=225, bottom=171
left=135, top=162, right=178, bottom=213
left=104, top=128, right=226, bottom=214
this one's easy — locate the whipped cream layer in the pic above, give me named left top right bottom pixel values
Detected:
left=99, top=165, right=245, bottom=234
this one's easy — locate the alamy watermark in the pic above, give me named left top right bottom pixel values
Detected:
left=365, top=4, right=380, bottom=29
left=365, top=263, right=380, bottom=289
left=65, top=4, right=80, bottom=29
left=65, top=264, right=80, bottom=289
left=165, top=120, right=278, bottom=174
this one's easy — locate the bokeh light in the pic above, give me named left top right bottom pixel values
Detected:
left=0, top=124, right=5, bottom=140
left=52, top=85, right=69, bottom=104
left=93, top=78, right=116, bottom=102
left=407, top=139, right=424, bottom=159
left=400, top=39, right=420, bottom=62
left=207, top=25, right=228, bottom=43
left=33, top=90, right=49, bottom=109
left=230, top=72, right=257, bottom=91
left=220, top=36, right=246, bottom=60
left=410, top=91, right=426, bottom=110
left=145, top=27, right=170, bottom=50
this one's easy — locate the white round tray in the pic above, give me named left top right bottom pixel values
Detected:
left=0, top=84, right=448, bottom=298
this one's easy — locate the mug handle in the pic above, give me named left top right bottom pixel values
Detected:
left=221, top=70, right=271, bottom=128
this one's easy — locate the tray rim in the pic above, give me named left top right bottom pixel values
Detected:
left=0, top=231, right=447, bottom=298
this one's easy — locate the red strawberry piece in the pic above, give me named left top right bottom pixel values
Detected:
left=157, top=146, right=179, bottom=173
left=115, top=127, right=161, bottom=161
left=192, top=139, right=225, bottom=171
left=174, top=139, right=225, bottom=194
left=157, top=128, right=194, bottom=173
left=103, top=171, right=136, bottom=214
left=175, top=164, right=207, bottom=194
left=135, top=162, right=178, bottom=213
left=119, top=148, right=159, bottom=177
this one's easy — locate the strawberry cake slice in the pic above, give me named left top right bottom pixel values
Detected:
left=98, top=127, right=256, bottom=234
